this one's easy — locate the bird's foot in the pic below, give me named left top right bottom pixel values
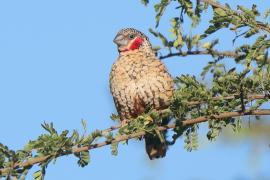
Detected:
left=121, top=119, right=128, bottom=127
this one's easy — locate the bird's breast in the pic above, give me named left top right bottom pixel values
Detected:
left=112, top=53, right=152, bottom=81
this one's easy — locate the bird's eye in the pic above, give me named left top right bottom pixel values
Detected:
left=129, top=34, right=135, bottom=39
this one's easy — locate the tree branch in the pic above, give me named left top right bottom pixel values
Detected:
left=101, top=94, right=269, bottom=134
left=160, top=50, right=240, bottom=60
left=159, top=49, right=270, bottom=63
left=187, top=94, right=269, bottom=106
left=1, top=109, right=270, bottom=175
left=200, top=0, right=270, bottom=33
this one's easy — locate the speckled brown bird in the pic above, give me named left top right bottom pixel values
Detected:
left=110, top=28, right=174, bottom=159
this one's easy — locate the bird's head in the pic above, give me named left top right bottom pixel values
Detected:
left=113, top=28, right=152, bottom=54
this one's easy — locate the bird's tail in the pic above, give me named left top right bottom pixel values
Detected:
left=145, top=130, right=167, bottom=160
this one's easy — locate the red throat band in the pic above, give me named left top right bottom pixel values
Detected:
left=119, top=37, right=144, bottom=53
left=129, top=37, right=144, bottom=50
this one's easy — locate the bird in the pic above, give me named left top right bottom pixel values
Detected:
left=109, top=28, right=174, bottom=159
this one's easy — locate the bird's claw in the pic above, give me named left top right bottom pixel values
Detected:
left=121, top=119, right=128, bottom=127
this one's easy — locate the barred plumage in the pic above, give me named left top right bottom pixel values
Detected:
left=110, top=28, right=174, bottom=159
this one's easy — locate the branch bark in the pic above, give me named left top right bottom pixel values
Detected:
left=1, top=109, right=270, bottom=175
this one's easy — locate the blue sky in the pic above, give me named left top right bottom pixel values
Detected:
left=0, top=0, right=269, bottom=179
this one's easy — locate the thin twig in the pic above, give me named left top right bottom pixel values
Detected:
left=186, top=94, right=269, bottom=106
left=101, top=124, right=122, bottom=134
left=159, top=50, right=270, bottom=63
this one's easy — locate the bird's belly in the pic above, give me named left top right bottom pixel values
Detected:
left=110, top=58, right=173, bottom=119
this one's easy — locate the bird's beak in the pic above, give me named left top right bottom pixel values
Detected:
left=113, top=34, right=128, bottom=48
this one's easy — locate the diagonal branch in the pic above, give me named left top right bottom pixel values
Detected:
left=1, top=109, right=270, bottom=175
left=102, top=94, right=269, bottom=134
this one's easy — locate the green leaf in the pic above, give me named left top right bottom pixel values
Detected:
left=111, top=142, right=119, bottom=156
left=263, top=8, right=270, bottom=19
left=41, top=122, right=57, bottom=135
left=201, top=61, right=214, bottom=78
left=244, top=28, right=259, bottom=38
left=154, top=0, right=171, bottom=27
left=81, top=119, right=88, bottom=132
left=33, top=170, right=43, bottom=180
left=149, top=28, right=169, bottom=47
left=110, top=113, right=120, bottom=122
left=214, top=8, right=227, bottom=16
left=141, top=0, right=149, bottom=6
left=76, top=151, right=90, bottom=167
left=231, top=118, right=242, bottom=133
left=184, top=125, right=199, bottom=152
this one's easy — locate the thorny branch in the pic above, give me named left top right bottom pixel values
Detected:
left=1, top=107, right=270, bottom=175
left=102, top=94, right=269, bottom=134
